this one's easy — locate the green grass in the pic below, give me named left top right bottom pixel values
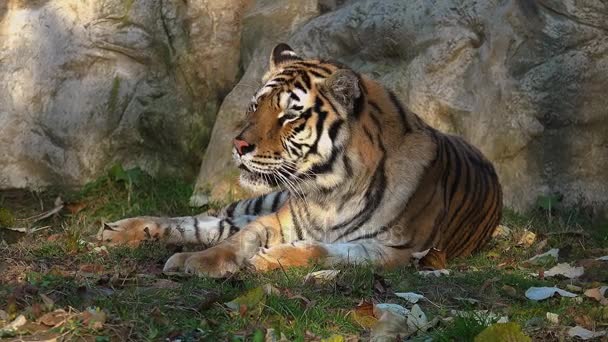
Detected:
left=1, top=169, right=607, bottom=340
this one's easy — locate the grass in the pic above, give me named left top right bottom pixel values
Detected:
left=1, top=169, right=607, bottom=341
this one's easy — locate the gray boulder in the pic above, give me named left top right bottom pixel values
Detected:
left=0, top=0, right=249, bottom=188
left=193, top=0, right=608, bottom=211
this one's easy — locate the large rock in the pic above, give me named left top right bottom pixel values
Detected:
left=193, top=0, right=608, bottom=211
left=0, top=0, right=249, bottom=188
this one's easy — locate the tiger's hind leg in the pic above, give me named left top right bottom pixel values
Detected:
left=248, top=241, right=412, bottom=272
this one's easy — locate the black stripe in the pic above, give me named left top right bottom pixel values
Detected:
left=277, top=213, right=285, bottom=243
left=301, top=72, right=311, bottom=89
left=294, top=62, right=333, bottom=74
left=348, top=225, right=389, bottom=242
left=194, top=218, right=202, bottom=244
left=387, top=242, right=414, bottom=249
left=327, top=119, right=343, bottom=141
left=388, top=90, right=412, bottom=134
left=333, top=141, right=387, bottom=240
left=245, top=199, right=254, bottom=215
left=309, top=147, right=340, bottom=175
left=308, top=70, right=326, bottom=78
left=254, top=196, right=264, bottom=215
left=294, top=80, right=307, bottom=93
left=271, top=192, right=282, bottom=212
left=343, top=154, right=353, bottom=177
left=225, top=202, right=238, bottom=217
left=289, top=201, right=304, bottom=240
left=306, top=99, right=328, bottom=156
left=368, top=100, right=381, bottom=112
left=227, top=218, right=239, bottom=235
left=289, top=92, right=300, bottom=102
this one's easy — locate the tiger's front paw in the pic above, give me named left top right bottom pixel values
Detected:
left=164, top=247, right=242, bottom=278
left=99, top=217, right=162, bottom=247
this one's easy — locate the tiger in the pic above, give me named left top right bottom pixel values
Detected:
left=101, top=43, right=502, bottom=278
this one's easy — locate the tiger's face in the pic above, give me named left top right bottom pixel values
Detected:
left=233, top=44, right=361, bottom=194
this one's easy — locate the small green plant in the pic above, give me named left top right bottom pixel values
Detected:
left=434, top=313, right=495, bottom=342
left=535, top=194, right=561, bottom=221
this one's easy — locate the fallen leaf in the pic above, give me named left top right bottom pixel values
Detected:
left=1, top=314, right=26, bottom=331
left=80, top=307, right=106, bottom=330
left=78, top=263, right=105, bottom=274
left=64, top=201, right=87, bottom=214
left=526, top=248, right=559, bottom=266
left=38, top=309, right=70, bottom=327
left=405, top=304, right=428, bottom=333
left=567, top=326, right=607, bottom=340
left=418, top=248, right=446, bottom=270
left=492, top=225, right=512, bottom=238
left=474, top=322, right=531, bottom=342
left=370, top=311, right=409, bottom=341
left=584, top=286, right=608, bottom=305
left=262, top=283, right=281, bottom=296
left=543, top=263, right=584, bottom=279
left=374, top=303, right=409, bottom=318
left=517, top=230, right=536, bottom=247
left=266, top=328, right=290, bottom=342
left=372, top=273, right=391, bottom=296
left=352, top=301, right=378, bottom=329
left=151, top=279, right=181, bottom=289
left=455, top=297, right=480, bottom=305
left=566, top=284, right=583, bottom=293
left=417, top=269, right=450, bottom=277
left=394, top=292, right=425, bottom=304
left=545, top=312, right=559, bottom=325
left=575, top=315, right=595, bottom=330
left=304, top=270, right=340, bottom=285
left=225, top=287, right=266, bottom=318
left=525, top=287, right=577, bottom=301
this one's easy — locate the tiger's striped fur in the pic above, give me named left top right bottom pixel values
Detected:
left=102, top=44, right=502, bottom=277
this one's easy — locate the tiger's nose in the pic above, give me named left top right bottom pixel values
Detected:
left=234, top=138, right=254, bottom=156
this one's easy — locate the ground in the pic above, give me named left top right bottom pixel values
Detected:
left=1, top=167, right=607, bottom=341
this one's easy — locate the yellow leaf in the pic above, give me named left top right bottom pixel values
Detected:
left=352, top=301, right=378, bottom=329
left=225, top=287, right=266, bottom=318
left=474, top=322, right=531, bottom=342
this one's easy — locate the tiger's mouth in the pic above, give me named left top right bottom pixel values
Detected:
left=238, top=164, right=281, bottom=192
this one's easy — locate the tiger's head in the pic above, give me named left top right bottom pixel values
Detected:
left=233, top=43, right=362, bottom=194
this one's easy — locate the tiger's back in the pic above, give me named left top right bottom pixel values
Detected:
left=395, top=130, right=502, bottom=259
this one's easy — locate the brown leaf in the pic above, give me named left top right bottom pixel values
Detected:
left=575, top=315, right=596, bottom=330
left=64, top=201, right=87, bottom=214
left=151, top=279, right=181, bottom=289
left=79, top=308, right=106, bottom=330
left=352, top=300, right=378, bottom=329
left=584, top=287, right=608, bottom=305
left=418, top=248, right=447, bottom=271
left=78, top=263, right=105, bottom=274
left=38, top=309, right=70, bottom=327
left=516, top=230, right=536, bottom=247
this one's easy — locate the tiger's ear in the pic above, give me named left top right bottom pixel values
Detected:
left=325, top=69, right=361, bottom=112
left=269, top=43, right=301, bottom=70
